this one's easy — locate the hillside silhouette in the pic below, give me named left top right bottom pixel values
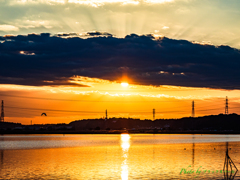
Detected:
left=1, top=113, right=240, bottom=133
left=70, top=113, right=240, bottom=131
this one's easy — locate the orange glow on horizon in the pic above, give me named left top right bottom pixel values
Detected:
left=1, top=76, right=240, bottom=124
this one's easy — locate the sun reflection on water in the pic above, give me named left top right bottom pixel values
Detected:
left=121, top=134, right=130, bottom=142
left=121, top=134, right=131, bottom=180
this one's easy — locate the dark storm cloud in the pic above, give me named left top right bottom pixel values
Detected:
left=55, top=32, right=113, bottom=38
left=0, top=33, right=240, bottom=89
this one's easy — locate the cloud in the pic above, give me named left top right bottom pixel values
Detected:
left=0, top=25, right=19, bottom=31
left=8, top=0, right=174, bottom=6
left=144, top=0, right=174, bottom=4
left=1, top=0, right=240, bottom=50
left=162, top=26, right=169, bottom=29
left=0, top=32, right=240, bottom=89
left=68, top=0, right=140, bottom=6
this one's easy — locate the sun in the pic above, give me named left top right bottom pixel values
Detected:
left=121, top=82, right=129, bottom=87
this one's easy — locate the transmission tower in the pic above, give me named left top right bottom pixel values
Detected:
left=0, top=100, right=4, bottom=122
left=192, top=101, right=195, bottom=117
left=153, top=109, right=155, bottom=120
left=105, top=109, right=108, bottom=120
left=225, top=96, right=228, bottom=115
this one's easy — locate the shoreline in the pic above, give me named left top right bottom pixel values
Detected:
left=1, top=130, right=240, bottom=135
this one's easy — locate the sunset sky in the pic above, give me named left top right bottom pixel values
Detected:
left=0, top=0, right=240, bottom=124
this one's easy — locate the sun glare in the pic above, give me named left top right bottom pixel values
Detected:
left=121, top=82, right=129, bottom=87
left=121, top=134, right=130, bottom=141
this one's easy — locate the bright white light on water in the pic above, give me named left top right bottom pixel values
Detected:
left=121, top=134, right=130, bottom=141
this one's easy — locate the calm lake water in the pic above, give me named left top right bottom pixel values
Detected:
left=0, top=134, right=240, bottom=180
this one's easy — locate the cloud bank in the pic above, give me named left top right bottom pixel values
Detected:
left=0, top=32, right=240, bottom=89
left=0, top=0, right=240, bottom=49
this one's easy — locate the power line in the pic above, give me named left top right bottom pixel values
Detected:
left=4, top=105, right=226, bottom=114
left=0, top=93, right=214, bottom=103
left=5, top=105, right=104, bottom=113
left=2, top=95, right=240, bottom=118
